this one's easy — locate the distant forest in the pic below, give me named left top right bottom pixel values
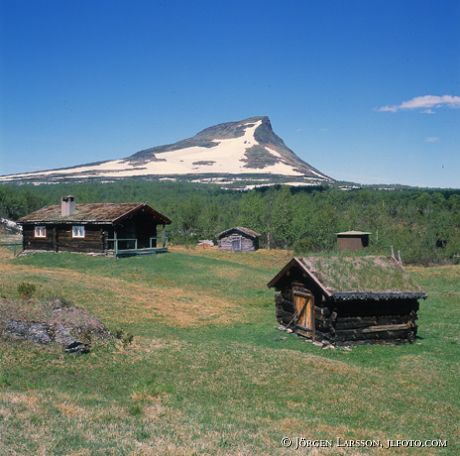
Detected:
left=1, top=180, right=460, bottom=264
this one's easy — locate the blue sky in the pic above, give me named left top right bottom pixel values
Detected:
left=0, top=0, right=459, bottom=187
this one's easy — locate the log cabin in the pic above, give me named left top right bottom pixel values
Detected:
left=268, top=256, right=426, bottom=345
left=18, top=196, right=171, bottom=257
left=336, top=230, right=371, bottom=251
left=217, top=227, right=261, bottom=252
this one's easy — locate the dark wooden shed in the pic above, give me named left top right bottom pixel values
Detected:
left=268, top=256, right=426, bottom=345
left=18, top=196, right=171, bottom=257
left=217, top=227, right=261, bottom=252
left=336, top=230, right=371, bottom=251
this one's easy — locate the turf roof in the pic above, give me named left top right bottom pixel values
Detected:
left=217, top=227, right=261, bottom=238
left=300, top=256, right=422, bottom=293
left=268, top=255, right=426, bottom=300
left=18, top=203, right=171, bottom=224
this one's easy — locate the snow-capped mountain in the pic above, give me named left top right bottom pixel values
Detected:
left=0, top=116, right=333, bottom=186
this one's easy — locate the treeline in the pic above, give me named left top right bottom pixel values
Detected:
left=1, top=180, right=460, bottom=264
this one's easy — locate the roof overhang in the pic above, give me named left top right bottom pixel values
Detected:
left=217, top=227, right=261, bottom=238
left=331, top=291, right=427, bottom=301
left=17, top=220, right=112, bottom=225
left=267, top=257, right=332, bottom=298
left=17, top=203, right=172, bottom=225
left=112, top=203, right=172, bottom=225
left=267, top=257, right=427, bottom=302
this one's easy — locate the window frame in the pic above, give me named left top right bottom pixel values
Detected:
left=72, top=225, right=86, bottom=239
left=34, top=226, right=47, bottom=238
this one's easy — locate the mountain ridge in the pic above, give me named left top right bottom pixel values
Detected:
left=0, top=116, right=334, bottom=186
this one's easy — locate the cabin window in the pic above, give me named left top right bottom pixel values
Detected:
left=72, top=225, right=85, bottom=238
left=34, top=226, right=46, bottom=238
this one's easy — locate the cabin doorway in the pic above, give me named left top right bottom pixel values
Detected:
left=231, top=237, right=242, bottom=251
left=293, top=290, right=315, bottom=335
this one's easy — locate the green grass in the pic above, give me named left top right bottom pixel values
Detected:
left=300, top=255, right=422, bottom=293
left=0, top=247, right=459, bottom=455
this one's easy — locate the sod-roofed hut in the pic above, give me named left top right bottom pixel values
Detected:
left=217, top=227, right=261, bottom=252
left=268, top=256, right=426, bottom=344
left=336, top=230, right=371, bottom=251
left=18, top=196, right=171, bottom=257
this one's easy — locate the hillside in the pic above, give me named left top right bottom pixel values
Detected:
left=0, top=116, right=333, bottom=187
left=1, top=182, right=459, bottom=265
left=0, top=246, right=459, bottom=454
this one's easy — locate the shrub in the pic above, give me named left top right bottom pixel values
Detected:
left=114, top=329, right=134, bottom=347
left=17, top=282, right=36, bottom=299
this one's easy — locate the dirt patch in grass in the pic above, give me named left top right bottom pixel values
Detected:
left=170, top=245, right=293, bottom=269
left=0, top=247, right=15, bottom=260
left=0, top=263, right=239, bottom=328
left=56, top=401, right=87, bottom=419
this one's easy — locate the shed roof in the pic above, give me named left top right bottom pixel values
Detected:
left=217, top=226, right=261, bottom=238
left=268, top=255, right=426, bottom=301
left=336, top=230, right=371, bottom=236
left=17, top=203, right=171, bottom=225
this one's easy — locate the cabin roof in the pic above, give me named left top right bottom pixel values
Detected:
left=336, top=230, right=371, bottom=236
left=268, top=255, right=426, bottom=301
left=17, top=203, right=171, bottom=225
left=217, top=226, right=261, bottom=238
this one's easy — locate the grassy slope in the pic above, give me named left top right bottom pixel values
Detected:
left=0, top=247, right=459, bottom=455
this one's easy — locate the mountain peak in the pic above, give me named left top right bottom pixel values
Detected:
left=0, top=116, right=333, bottom=186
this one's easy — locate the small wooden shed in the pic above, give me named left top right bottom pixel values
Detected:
left=336, top=230, right=371, bottom=251
left=18, top=196, right=171, bottom=257
left=268, top=256, right=426, bottom=344
left=217, top=227, right=261, bottom=252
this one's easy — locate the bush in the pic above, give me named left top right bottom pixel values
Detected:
left=114, top=329, right=134, bottom=347
left=17, top=282, right=36, bottom=299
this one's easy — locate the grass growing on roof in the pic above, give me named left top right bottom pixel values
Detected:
left=0, top=247, right=458, bottom=455
left=301, top=255, right=423, bottom=293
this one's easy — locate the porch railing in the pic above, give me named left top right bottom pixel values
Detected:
left=107, top=233, right=168, bottom=254
left=149, top=234, right=168, bottom=248
left=107, top=238, right=137, bottom=255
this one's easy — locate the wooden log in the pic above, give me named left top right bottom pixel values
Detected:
left=334, top=327, right=417, bottom=342
left=275, top=293, right=295, bottom=324
left=316, top=319, right=333, bottom=332
left=336, top=322, right=414, bottom=335
left=294, top=327, right=315, bottom=338
left=314, top=306, right=331, bottom=320
left=335, top=315, right=413, bottom=330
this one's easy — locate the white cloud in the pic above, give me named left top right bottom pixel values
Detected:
left=425, top=136, right=440, bottom=143
left=376, top=95, right=460, bottom=113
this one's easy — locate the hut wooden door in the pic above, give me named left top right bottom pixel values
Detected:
left=293, top=291, right=315, bottom=334
left=231, top=237, right=242, bottom=251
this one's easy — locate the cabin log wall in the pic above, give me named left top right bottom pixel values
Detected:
left=54, top=225, right=107, bottom=253
left=332, top=299, right=418, bottom=343
left=274, top=281, right=419, bottom=344
left=23, top=223, right=111, bottom=254
left=337, top=235, right=369, bottom=251
left=218, top=232, right=258, bottom=251
left=22, top=225, right=55, bottom=251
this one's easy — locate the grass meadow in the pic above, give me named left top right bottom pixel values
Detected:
left=0, top=246, right=459, bottom=455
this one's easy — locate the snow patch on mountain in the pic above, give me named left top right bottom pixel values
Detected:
left=0, top=116, right=333, bottom=184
